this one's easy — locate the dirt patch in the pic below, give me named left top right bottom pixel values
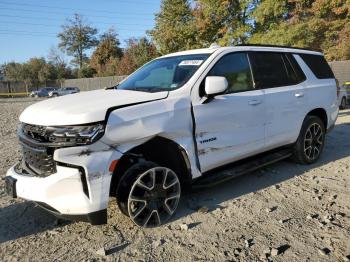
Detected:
left=0, top=98, right=349, bottom=261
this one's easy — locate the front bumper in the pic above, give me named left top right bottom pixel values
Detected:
left=5, top=156, right=115, bottom=224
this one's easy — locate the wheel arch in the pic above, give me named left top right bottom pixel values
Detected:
left=305, top=108, right=328, bottom=129
left=109, top=136, right=192, bottom=196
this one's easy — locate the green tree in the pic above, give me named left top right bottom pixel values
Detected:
left=195, top=0, right=257, bottom=46
left=149, top=0, right=197, bottom=54
left=58, top=14, right=99, bottom=68
left=117, top=37, right=158, bottom=75
left=3, top=62, right=24, bottom=82
left=4, top=62, right=33, bottom=93
left=249, top=0, right=350, bottom=61
left=78, top=65, right=96, bottom=78
left=90, top=28, right=123, bottom=76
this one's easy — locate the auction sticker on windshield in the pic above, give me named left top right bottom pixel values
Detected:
left=179, top=60, right=204, bottom=66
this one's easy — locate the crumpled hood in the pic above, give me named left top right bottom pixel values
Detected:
left=20, top=89, right=168, bottom=126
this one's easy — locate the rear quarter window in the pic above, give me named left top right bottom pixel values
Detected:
left=299, top=54, right=334, bottom=79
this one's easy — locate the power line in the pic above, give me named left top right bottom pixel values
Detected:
left=0, top=29, right=147, bottom=38
left=0, top=6, right=155, bottom=20
left=0, top=20, right=153, bottom=30
left=0, top=29, right=57, bottom=36
left=0, top=0, right=156, bottom=15
left=0, top=32, right=57, bottom=38
left=0, top=14, right=154, bottom=26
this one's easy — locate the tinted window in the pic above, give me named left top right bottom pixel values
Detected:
left=207, top=52, right=253, bottom=93
left=249, top=52, right=302, bottom=89
left=299, top=54, right=334, bottom=79
left=285, top=53, right=306, bottom=82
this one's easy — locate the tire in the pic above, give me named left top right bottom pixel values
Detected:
left=292, top=116, right=326, bottom=164
left=340, top=97, right=346, bottom=110
left=116, top=161, right=181, bottom=228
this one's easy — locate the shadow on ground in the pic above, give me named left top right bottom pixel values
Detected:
left=0, top=201, right=69, bottom=244
left=1, top=121, right=349, bottom=242
left=172, top=121, right=350, bottom=224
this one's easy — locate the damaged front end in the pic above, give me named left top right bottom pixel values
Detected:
left=5, top=122, right=121, bottom=224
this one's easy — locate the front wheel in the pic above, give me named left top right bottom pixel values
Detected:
left=292, top=116, right=325, bottom=164
left=116, top=161, right=181, bottom=228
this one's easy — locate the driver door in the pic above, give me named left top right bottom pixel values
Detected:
left=192, top=52, right=266, bottom=172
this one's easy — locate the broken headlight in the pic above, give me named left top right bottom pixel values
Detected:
left=46, top=123, right=105, bottom=145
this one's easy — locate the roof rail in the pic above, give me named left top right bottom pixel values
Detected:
left=235, top=44, right=322, bottom=53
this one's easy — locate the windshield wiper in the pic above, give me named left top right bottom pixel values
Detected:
left=104, top=83, right=119, bottom=90
left=123, top=87, right=170, bottom=93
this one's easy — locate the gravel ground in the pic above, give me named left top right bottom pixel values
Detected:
left=0, top=98, right=349, bottom=262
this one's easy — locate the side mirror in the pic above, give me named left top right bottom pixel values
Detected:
left=205, top=76, right=228, bottom=97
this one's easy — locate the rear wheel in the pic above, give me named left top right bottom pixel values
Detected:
left=116, top=161, right=181, bottom=228
left=340, top=97, right=347, bottom=110
left=292, top=116, right=325, bottom=164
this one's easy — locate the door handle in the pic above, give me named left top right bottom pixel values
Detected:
left=248, top=99, right=262, bottom=105
left=295, top=92, right=304, bottom=98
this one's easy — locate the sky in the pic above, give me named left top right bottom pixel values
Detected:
left=0, top=0, right=161, bottom=64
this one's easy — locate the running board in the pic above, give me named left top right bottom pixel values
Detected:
left=192, top=148, right=292, bottom=189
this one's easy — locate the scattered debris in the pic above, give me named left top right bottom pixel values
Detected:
left=335, top=212, right=346, bottom=219
left=314, top=195, right=322, bottom=201
left=265, top=206, right=278, bottom=213
left=179, top=223, right=189, bottom=231
left=323, top=214, right=334, bottom=223
left=329, top=194, right=338, bottom=200
left=234, top=248, right=242, bottom=256
left=244, top=239, right=254, bottom=248
left=278, top=218, right=290, bottom=224
left=96, top=242, right=130, bottom=256
left=270, top=248, right=279, bottom=257
left=318, top=248, right=331, bottom=256
left=267, top=245, right=291, bottom=257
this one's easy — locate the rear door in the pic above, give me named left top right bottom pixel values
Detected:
left=248, top=52, right=307, bottom=149
left=192, top=52, right=266, bottom=172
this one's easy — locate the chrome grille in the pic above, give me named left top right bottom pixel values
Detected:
left=19, top=124, right=57, bottom=177
left=21, top=123, right=50, bottom=143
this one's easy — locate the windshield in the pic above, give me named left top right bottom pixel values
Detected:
left=117, top=54, right=210, bottom=92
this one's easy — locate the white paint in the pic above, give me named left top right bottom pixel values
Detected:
left=205, top=76, right=228, bottom=95
left=20, top=89, right=168, bottom=125
left=7, top=46, right=338, bottom=219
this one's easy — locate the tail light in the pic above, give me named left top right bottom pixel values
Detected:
left=336, top=79, right=340, bottom=97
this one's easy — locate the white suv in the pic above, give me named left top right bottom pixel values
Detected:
left=5, top=45, right=338, bottom=227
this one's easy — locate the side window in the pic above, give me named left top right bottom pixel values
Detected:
left=249, top=52, right=300, bottom=89
left=299, top=54, right=334, bottom=79
left=207, top=52, right=253, bottom=93
left=285, top=53, right=306, bottom=82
